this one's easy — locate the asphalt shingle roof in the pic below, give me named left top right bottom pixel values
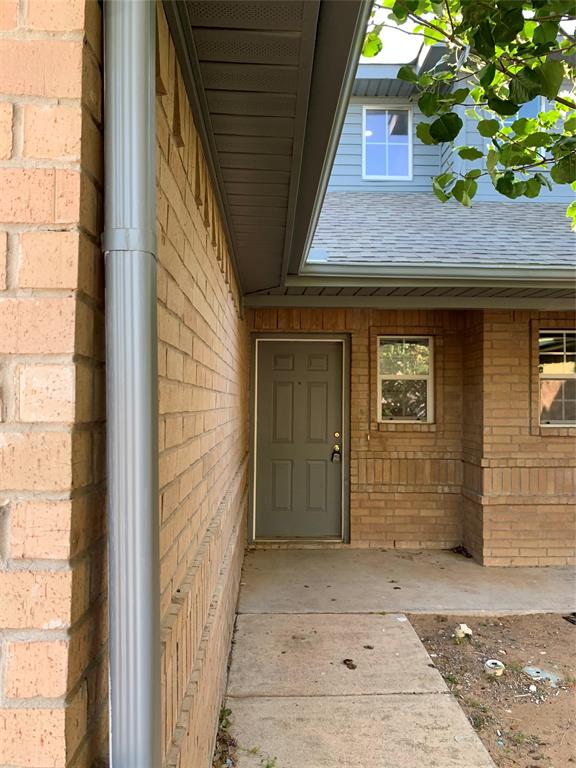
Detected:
left=309, top=192, right=576, bottom=268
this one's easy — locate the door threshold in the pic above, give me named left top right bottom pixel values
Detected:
left=249, top=538, right=346, bottom=550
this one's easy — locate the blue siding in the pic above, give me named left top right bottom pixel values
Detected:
left=327, top=102, right=441, bottom=192
left=329, top=98, right=574, bottom=204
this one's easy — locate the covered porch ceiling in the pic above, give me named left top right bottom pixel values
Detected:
left=165, top=1, right=575, bottom=310
left=165, top=0, right=370, bottom=294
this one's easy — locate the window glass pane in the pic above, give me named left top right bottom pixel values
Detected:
left=365, top=144, right=387, bottom=176
left=388, top=145, right=409, bottom=176
left=379, top=338, right=429, bottom=375
left=565, top=333, right=576, bottom=354
left=365, top=110, right=388, bottom=143
left=540, top=379, right=576, bottom=423
left=388, top=111, right=409, bottom=138
left=539, top=333, right=564, bottom=353
left=381, top=379, right=427, bottom=420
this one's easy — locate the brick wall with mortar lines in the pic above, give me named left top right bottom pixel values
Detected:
left=477, top=310, right=576, bottom=566
left=0, top=2, right=107, bottom=768
left=250, top=308, right=465, bottom=549
left=461, top=311, right=485, bottom=561
left=156, top=8, right=249, bottom=766
left=250, top=308, right=575, bottom=563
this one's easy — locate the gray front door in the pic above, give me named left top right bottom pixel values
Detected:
left=255, top=339, right=343, bottom=539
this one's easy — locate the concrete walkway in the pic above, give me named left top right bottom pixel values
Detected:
left=227, top=612, right=495, bottom=767
left=220, top=548, right=575, bottom=767
left=239, top=548, right=576, bottom=615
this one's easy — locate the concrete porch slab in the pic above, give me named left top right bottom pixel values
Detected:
left=239, top=548, right=576, bottom=615
left=227, top=613, right=446, bottom=697
left=228, top=693, right=496, bottom=768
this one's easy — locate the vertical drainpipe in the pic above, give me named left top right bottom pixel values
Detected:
left=103, top=2, right=161, bottom=767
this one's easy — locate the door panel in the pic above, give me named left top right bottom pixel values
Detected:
left=255, top=340, right=343, bottom=539
left=272, top=382, right=293, bottom=442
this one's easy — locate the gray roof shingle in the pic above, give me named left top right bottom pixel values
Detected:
left=309, top=192, right=576, bottom=268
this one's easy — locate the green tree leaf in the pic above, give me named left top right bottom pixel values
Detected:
left=510, top=68, right=543, bottom=104
left=418, top=92, right=439, bottom=117
left=486, top=149, right=498, bottom=174
left=477, top=119, right=500, bottom=137
left=496, top=171, right=515, bottom=197
left=391, top=0, right=419, bottom=22
left=550, top=155, right=576, bottom=184
left=538, top=60, right=565, bottom=100
left=510, top=117, right=531, bottom=136
left=458, top=146, right=484, bottom=160
left=433, top=185, right=450, bottom=202
left=450, top=88, right=470, bottom=105
left=524, top=177, right=542, bottom=198
left=416, top=122, right=439, bottom=145
left=472, top=20, right=495, bottom=57
left=521, top=132, right=553, bottom=148
left=493, top=7, right=525, bottom=45
left=566, top=200, right=576, bottom=232
left=487, top=95, right=520, bottom=116
left=533, top=21, right=559, bottom=45
left=479, top=62, right=496, bottom=89
left=362, top=32, right=383, bottom=58
left=452, top=179, right=478, bottom=207
left=397, top=65, right=418, bottom=83
left=429, top=112, right=463, bottom=142
left=362, top=0, right=576, bottom=218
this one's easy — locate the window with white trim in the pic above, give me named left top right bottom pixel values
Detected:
left=377, top=336, right=433, bottom=422
left=363, top=107, right=412, bottom=180
left=539, top=330, right=576, bottom=426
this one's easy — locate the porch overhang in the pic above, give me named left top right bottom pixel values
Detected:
left=164, top=3, right=575, bottom=310
left=243, top=264, right=576, bottom=310
left=164, top=0, right=371, bottom=294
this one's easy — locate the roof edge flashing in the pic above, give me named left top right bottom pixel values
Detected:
left=293, top=262, right=576, bottom=286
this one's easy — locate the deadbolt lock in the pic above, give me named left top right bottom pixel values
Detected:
left=334, top=431, right=340, bottom=438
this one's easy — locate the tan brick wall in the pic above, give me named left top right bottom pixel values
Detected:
left=472, top=310, right=576, bottom=566
left=0, top=2, right=106, bottom=767
left=461, top=311, right=484, bottom=560
left=250, top=309, right=464, bottom=548
left=250, top=308, right=575, bottom=563
left=156, top=8, right=249, bottom=766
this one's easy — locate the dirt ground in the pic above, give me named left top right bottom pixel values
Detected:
left=410, top=614, right=576, bottom=768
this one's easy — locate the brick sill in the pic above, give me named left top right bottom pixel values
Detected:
left=538, top=425, right=576, bottom=437
left=373, top=422, right=437, bottom=433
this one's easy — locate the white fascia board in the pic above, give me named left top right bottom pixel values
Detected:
left=295, top=263, right=576, bottom=287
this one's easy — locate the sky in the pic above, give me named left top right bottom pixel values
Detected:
left=360, top=12, right=423, bottom=65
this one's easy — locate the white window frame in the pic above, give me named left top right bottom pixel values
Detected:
left=362, top=105, right=413, bottom=181
left=377, top=335, right=434, bottom=423
left=539, top=329, right=576, bottom=427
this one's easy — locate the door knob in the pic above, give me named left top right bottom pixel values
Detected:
left=331, top=444, right=341, bottom=463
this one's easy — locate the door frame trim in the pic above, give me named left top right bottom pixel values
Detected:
left=249, top=333, right=351, bottom=544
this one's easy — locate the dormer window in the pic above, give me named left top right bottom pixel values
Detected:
left=362, top=106, right=412, bottom=180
